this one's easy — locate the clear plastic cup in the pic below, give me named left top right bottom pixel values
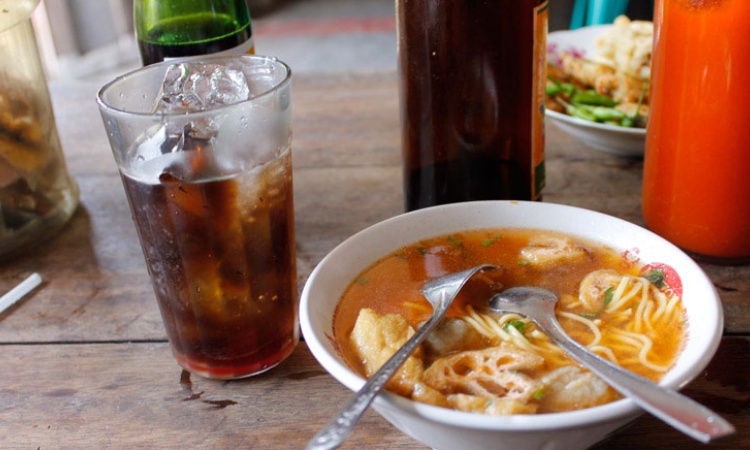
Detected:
left=97, top=55, right=298, bottom=379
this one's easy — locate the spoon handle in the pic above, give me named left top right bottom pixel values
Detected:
left=306, top=293, right=449, bottom=450
left=539, top=316, right=735, bottom=443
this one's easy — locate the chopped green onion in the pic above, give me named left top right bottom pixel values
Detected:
left=447, top=235, right=464, bottom=247
left=585, top=105, right=627, bottom=121
left=644, top=269, right=666, bottom=288
left=481, top=234, right=502, bottom=247
left=547, top=75, right=577, bottom=98
left=572, top=89, right=618, bottom=107
left=551, top=86, right=643, bottom=128
left=504, top=320, right=526, bottom=335
left=603, top=287, right=615, bottom=307
left=580, top=287, right=615, bottom=319
left=546, top=83, right=563, bottom=96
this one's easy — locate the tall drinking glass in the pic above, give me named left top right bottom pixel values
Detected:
left=642, top=0, right=750, bottom=263
left=97, top=55, right=298, bottom=379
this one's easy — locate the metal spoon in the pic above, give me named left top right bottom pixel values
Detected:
left=306, top=264, right=499, bottom=450
left=488, top=286, right=735, bottom=443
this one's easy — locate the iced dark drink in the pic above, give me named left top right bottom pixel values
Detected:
left=98, top=56, right=297, bottom=379
left=122, top=148, right=297, bottom=379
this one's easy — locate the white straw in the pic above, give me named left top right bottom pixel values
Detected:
left=0, top=273, right=42, bottom=314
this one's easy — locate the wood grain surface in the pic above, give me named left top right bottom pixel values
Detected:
left=0, top=72, right=746, bottom=449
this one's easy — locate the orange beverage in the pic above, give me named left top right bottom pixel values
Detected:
left=642, top=0, right=750, bottom=263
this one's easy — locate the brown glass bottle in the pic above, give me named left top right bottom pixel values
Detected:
left=398, top=0, right=548, bottom=211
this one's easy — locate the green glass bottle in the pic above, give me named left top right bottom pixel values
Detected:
left=134, top=0, right=255, bottom=65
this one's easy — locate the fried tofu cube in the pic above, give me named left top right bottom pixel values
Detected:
left=350, top=308, right=424, bottom=396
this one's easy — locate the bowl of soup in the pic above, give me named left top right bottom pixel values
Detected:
left=300, top=201, right=723, bottom=450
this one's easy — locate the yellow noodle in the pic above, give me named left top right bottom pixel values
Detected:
left=609, top=330, right=646, bottom=349
left=462, top=307, right=497, bottom=340
left=642, top=283, right=656, bottom=332
left=636, top=340, right=667, bottom=372
left=618, top=357, right=646, bottom=367
left=589, top=345, right=619, bottom=363
left=610, top=309, right=633, bottom=324
left=463, top=270, right=679, bottom=379
left=465, top=306, right=515, bottom=344
left=654, top=293, right=681, bottom=329
left=606, top=339, right=642, bottom=355
left=561, top=293, right=584, bottom=310
left=507, top=329, right=538, bottom=353
left=649, top=287, right=668, bottom=324
left=656, top=294, right=677, bottom=326
left=666, top=293, right=681, bottom=316
left=640, top=298, right=655, bottom=334
left=606, top=276, right=635, bottom=312
left=657, top=292, right=672, bottom=325
left=633, top=279, right=650, bottom=333
left=616, top=280, right=642, bottom=311
left=528, top=329, right=547, bottom=340
left=611, top=328, right=670, bottom=373
left=465, top=307, right=561, bottom=357
left=486, top=314, right=514, bottom=342
left=559, top=311, right=603, bottom=347
left=496, top=314, right=548, bottom=354
left=497, top=313, right=528, bottom=325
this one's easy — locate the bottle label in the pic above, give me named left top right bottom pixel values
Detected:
left=163, top=36, right=255, bottom=62
left=211, top=36, right=256, bottom=56
left=532, top=1, right=548, bottom=200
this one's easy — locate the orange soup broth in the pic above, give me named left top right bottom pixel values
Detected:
left=643, top=0, right=750, bottom=259
left=334, top=229, right=684, bottom=383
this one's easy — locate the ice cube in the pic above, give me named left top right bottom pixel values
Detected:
left=151, top=62, right=251, bottom=149
left=129, top=124, right=168, bottom=161
left=155, top=63, right=250, bottom=114
left=129, top=123, right=204, bottom=161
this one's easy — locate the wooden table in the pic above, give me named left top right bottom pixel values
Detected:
left=0, top=72, right=747, bottom=449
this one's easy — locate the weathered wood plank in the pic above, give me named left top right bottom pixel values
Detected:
left=0, top=338, right=747, bottom=449
left=0, top=342, right=414, bottom=449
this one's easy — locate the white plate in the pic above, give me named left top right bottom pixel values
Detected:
left=546, top=25, right=646, bottom=157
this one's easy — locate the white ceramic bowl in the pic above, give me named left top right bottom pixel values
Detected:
left=546, top=25, right=647, bottom=157
left=546, top=108, right=646, bottom=157
left=300, top=201, right=723, bottom=450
